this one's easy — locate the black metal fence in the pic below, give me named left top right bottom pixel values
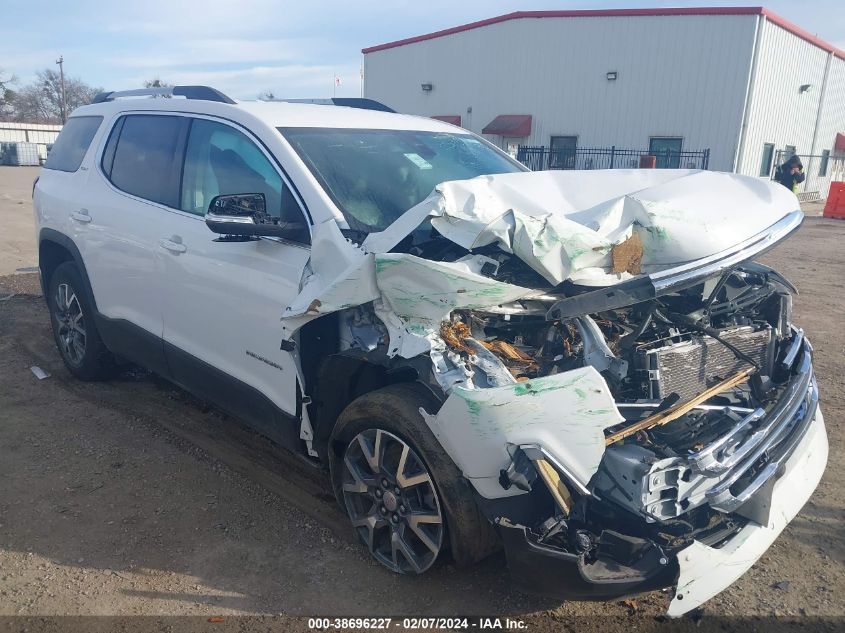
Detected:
left=516, top=146, right=711, bottom=171
left=771, top=150, right=845, bottom=201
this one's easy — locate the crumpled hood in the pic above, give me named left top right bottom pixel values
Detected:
left=364, top=169, right=800, bottom=286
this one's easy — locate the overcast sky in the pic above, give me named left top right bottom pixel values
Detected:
left=2, top=0, right=843, bottom=100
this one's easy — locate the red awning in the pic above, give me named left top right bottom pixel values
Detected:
left=482, top=114, right=532, bottom=137
left=431, top=115, right=462, bottom=126
left=835, top=132, right=845, bottom=153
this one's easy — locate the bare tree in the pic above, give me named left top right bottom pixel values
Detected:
left=0, top=67, right=17, bottom=120
left=10, top=85, right=53, bottom=122
left=10, top=69, right=101, bottom=123
left=257, top=90, right=276, bottom=101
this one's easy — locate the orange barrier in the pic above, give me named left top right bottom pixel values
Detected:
left=824, top=182, right=845, bottom=219
left=639, top=155, right=656, bottom=169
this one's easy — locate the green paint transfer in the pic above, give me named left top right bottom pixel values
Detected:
left=374, top=257, right=402, bottom=273
left=512, top=373, right=583, bottom=396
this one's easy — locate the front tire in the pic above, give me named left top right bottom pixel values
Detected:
left=329, top=383, right=498, bottom=574
left=47, top=261, right=115, bottom=380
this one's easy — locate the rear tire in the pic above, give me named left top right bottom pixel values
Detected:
left=329, top=382, right=498, bottom=573
left=47, top=261, right=115, bottom=380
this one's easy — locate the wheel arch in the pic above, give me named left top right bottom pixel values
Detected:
left=296, top=311, right=441, bottom=464
left=308, top=352, right=429, bottom=463
left=38, top=229, right=97, bottom=311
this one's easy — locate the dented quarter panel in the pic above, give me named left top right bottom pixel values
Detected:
left=420, top=367, right=624, bottom=497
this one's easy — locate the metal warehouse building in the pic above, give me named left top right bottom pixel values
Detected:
left=0, top=122, right=62, bottom=164
left=363, top=7, right=845, bottom=198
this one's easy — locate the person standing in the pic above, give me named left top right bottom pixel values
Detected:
left=775, top=155, right=805, bottom=193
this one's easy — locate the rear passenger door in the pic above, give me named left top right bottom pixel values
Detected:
left=80, top=113, right=187, bottom=375
left=156, top=116, right=311, bottom=443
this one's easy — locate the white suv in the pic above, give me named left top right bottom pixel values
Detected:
left=34, top=85, right=826, bottom=616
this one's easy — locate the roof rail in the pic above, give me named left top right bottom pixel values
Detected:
left=277, top=98, right=395, bottom=113
left=91, top=85, right=236, bottom=105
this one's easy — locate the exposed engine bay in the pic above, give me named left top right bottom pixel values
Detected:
left=283, top=169, right=824, bottom=615
left=323, top=233, right=817, bottom=608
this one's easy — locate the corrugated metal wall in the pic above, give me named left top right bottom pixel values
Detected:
left=814, top=57, right=845, bottom=155
left=0, top=123, right=62, bottom=163
left=737, top=19, right=832, bottom=177
left=0, top=122, right=62, bottom=144
left=364, top=14, right=758, bottom=171
left=812, top=57, right=845, bottom=190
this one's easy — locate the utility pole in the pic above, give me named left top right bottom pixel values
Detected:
left=55, top=55, right=67, bottom=124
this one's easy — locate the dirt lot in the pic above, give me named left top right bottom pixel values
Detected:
left=0, top=167, right=40, bottom=276
left=1, top=165, right=844, bottom=629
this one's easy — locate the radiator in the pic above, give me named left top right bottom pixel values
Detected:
left=636, top=326, right=773, bottom=401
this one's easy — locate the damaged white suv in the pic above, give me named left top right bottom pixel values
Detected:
left=34, top=86, right=826, bottom=616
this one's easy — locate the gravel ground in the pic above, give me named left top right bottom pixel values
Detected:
left=0, top=167, right=39, bottom=276
left=1, top=166, right=844, bottom=630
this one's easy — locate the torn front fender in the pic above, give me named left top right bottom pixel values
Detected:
left=374, top=253, right=540, bottom=322
left=420, top=367, right=624, bottom=498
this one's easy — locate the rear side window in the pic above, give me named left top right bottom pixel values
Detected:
left=105, top=114, right=184, bottom=207
left=44, top=116, right=103, bottom=172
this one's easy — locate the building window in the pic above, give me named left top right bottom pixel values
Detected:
left=784, top=145, right=796, bottom=159
left=819, top=150, right=830, bottom=177
left=649, top=137, right=682, bottom=168
left=550, top=136, right=577, bottom=169
left=759, top=143, right=775, bottom=177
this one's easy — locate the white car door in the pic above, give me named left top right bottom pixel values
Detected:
left=156, top=116, right=311, bottom=438
left=71, top=113, right=187, bottom=375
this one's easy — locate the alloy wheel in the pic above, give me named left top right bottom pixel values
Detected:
left=341, top=428, right=444, bottom=574
left=54, top=282, right=86, bottom=365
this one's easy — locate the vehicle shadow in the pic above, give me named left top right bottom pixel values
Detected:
left=779, top=497, right=845, bottom=567
left=0, top=293, right=566, bottom=617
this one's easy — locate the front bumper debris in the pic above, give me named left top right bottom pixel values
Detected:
left=594, top=338, right=819, bottom=523
left=491, top=334, right=825, bottom=615
left=494, top=406, right=826, bottom=612
left=668, top=405, right=827, bottom=616
left=497, top=519, right=678, bottom=601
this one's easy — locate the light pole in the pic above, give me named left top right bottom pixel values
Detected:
left=55, top=55, right=67, bottom=124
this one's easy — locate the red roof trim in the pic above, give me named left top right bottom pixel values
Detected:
left=362, top=7, right=844, bottom=61
left=481, top=114, right=532, bottom=137
left=761, top=8, right=845, bottom=61
left=431, top=115, right=462, bottom=126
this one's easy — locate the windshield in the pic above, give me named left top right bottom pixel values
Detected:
left=279, top=127, right=525, bottom=233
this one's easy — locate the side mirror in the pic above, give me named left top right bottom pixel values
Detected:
left=205, top=193, right=309, bottom=242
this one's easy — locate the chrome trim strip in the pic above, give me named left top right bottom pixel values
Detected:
left=650, top=210, right=804, bottom=293
left=688, top=408, right=766, bottom=475
left=205, top=212, right=257, bottom=225
left=700, top=367, right=809, bottom=479
left=708, top=376, right=818, bottom=512
left=781, top=328, right=804, bottom=370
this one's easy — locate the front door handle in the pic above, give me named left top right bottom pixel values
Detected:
left=70, top=210, right=92, bottom=223
left=159, top=236, right=187, bottom=254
